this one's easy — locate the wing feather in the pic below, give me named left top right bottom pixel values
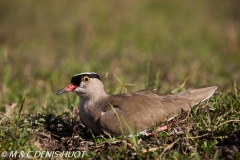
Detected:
left=98, top=86, right=217, bottom=135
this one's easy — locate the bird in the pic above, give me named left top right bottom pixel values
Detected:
left=56, top=72, right=218, bottom=136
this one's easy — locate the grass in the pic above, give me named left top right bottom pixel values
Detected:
left=0, top=0, right=240, bottom=159
left=0, top=87, right=240, bottom=159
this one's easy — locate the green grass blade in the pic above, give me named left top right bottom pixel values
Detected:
left=18, top=98, right=25, bottom=120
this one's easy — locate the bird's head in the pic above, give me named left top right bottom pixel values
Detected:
left=56, top=72, right=104, bottom=99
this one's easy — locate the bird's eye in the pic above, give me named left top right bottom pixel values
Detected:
left=82, top=76, right=90, bottom=82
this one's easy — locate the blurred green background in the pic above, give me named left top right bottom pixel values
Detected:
left=0, top=0, right=239, bottom=113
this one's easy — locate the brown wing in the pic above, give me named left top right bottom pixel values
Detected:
left=98, top=86, right=217, bottom=135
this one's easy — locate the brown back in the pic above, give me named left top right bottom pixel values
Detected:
left=97, top=86, right=217, bottom=135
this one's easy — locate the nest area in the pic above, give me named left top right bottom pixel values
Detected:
left=32, top=100, right=240, bottom=159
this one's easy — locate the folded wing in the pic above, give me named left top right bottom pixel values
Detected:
left=98, top=86, right=218, bottom=135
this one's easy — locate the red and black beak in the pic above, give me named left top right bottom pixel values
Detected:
left=56, top=84, right=78, bottom=95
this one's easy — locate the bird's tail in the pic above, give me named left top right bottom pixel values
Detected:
left=179, top=86, right=218, bottom=105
